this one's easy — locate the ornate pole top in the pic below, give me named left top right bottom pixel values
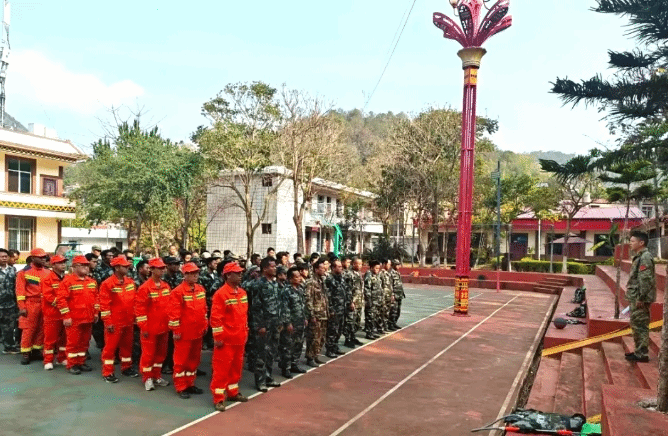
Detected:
left=433, top=0, right=512, bottom=49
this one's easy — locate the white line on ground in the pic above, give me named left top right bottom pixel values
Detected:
left=328, top=294, right=520, bottom=436
left=162, top=291, right=484, bottom=436
left=486, top=294, right=556, bottom=436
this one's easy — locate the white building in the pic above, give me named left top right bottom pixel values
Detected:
left=61, top=224, right=128, bottom=253
left=206, top=166, right=383, bottom=255
left=0, top=125, right=85, bottom=255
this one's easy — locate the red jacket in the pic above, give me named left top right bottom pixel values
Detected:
left=210, top=283, right=249, bottom=346
left=99, top=275, right=136, bottom=327
left=16, top=266, right=50, bottom=308
left=168, top=282, right=207, bottom=341
left=135, top=278, right=171, bottom=335
left=57, top=274, right=98, bottom=323
left=41, top=270, right=64, bottom=321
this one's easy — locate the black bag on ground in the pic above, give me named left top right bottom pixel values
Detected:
left=504, top=409, right=586, bottom=432
left=567, top=303, right=587, bottom=318
left=571, top=287, right=586, bottom=304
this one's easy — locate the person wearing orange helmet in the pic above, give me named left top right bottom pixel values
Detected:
left=57, top=256, right=98, bottom=375
left=16, top=248, right=51, bottom=365
left=99, top=256, right=138, bottom=383
left=135, top=258, right=172, bottom=391
left=41, top=255, right=68, bottom=370
left=168, top=262, right=208, bottom=399
left=210, top=262, right=249, bottom=411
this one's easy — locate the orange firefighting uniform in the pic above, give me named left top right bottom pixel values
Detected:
left=210, top=283, right=249, bottom=403
left=135, top=278, right=171, bottom=382
left=41, top=270, right=66, bottom=365
left=16, top=266, right=50, bottom=354
left=168, top=282, right=207, bottom=393
left=99, top=275, right=136, bottom=376
left=57, top=274, right=98, bottom=369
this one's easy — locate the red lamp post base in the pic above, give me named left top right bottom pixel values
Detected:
left=453, top=276, right=470, bottom=315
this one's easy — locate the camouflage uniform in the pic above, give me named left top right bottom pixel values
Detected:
left=249, top=277, right=283, bottom=386
left=344, top=269, right=364, bottom=341
left=163, top=271, right=184, bottom=290
left=389, top=268, right=406, bottom=327
left=278, top=282, right=303, bottom=370
left=305, top=275, right=328, bottom=360
left=198, top=268, right=218, bottom=349
left=626, top=248, right=656, bottom=359
left=92, top=262, right=113, bottom=349
left=324, top=273, right=347, bottom=353
left=378, top=269, right=393, bottom=330
left=0, top=264, right=18, bottom=352
left=241, top=274, right=258, bottom=369
left=364, top=270, right=383, bottom=334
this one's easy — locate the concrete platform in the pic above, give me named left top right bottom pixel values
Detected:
left=169, top=290, right=556, bottom=436
left=602, top=385, right=668, bottom=436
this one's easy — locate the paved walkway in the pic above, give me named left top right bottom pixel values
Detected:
left=0, top=285, right=458, bottom=436
left=170, top=290, right=555, bottom=436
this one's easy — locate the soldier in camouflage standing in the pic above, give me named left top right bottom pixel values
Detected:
left=241, top=263, right=260, bottom=371
left=364, top=260, right=383, bottom=340
left=283, top=267, right=307, bottom=374
left=324, top=259, right=348, bottom=357
left=378, top=259, right=393, bottom=333
left=278, top=266, right=302, bottom=378
left=625, top=231, right=656, bottom=363
left=388, top=260, right=405, bottom=330
left=343, top=257, right=364, bottom=348
left=305, top=259, right=329, bottom=367
left=249, top=257, right=283, bottom=391
left=92, top=249, right=114, bottom=350
left=0, top=248, right=18, bottom=354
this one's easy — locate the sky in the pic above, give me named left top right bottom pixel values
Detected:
left=6, top=0, right=638, bottom=155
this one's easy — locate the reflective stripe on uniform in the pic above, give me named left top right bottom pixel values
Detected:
left=60, top=307, right=70, bottom=314
left=21, top=347, right=32, bottom=353
left=161, top=290, right=170, bottom=296
left=153, top=363, right=162, bottom=368
left=225, top=299, right=238, bottom=305
left=121, top=357, right=132, bottom=363
left=214, top=388, right=226, bottom=394
left=142, top=367, right=153, bottom=372
left=16, top=296, right=26, bottom=301
left=112, top=287, right=122, bottom=293
left=183, top=295, right=193, bottom=301
left=32, top=345, right=43, bottom=350
left=196, top=293, right=205, bottom=300
left=59, top=347, right=66, bottom=351
left=100, top=311, right=111, bottom=317
left=103, top=360, right=115, bottom=365
left=168, top=321, right=180, bottom=327
left=136, top=316, right=148, bottom=322
left=77, top=352, right=87, bottom=357
left=44, top=349, right=54, bottom=354
left=212, top=327, right=223, bottom=334
left=149, top=292, right=159, bottom=298
left=68, top=353, right=78, bottom=358
left=228, top=383, right=239, bottom=390
left=174, top=372, right=185, bottom=377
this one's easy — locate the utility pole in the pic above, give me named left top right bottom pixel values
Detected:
left=492, top=161, right=501, bottom=292
left=0, top=1, right=10, bottom=128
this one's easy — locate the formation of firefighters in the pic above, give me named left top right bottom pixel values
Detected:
left=0, top=246, right=406, bottom=412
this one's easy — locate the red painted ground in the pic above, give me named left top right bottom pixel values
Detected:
left=168, top=290, right=555, bottom=436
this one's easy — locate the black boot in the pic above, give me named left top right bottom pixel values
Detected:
left=281, top=368, right=293, bottom=379
left=290, top=364, right=307, bottom=373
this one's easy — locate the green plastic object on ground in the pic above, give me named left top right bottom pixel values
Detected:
left=580, top=423, right=601, bottom=435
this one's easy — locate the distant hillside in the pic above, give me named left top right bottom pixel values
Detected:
left=526, top=151, right=576, bottom=165
left=2, top=112, right=28, bottom=132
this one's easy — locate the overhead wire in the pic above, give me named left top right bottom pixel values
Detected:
left=362, top=0, right=418, bottom=113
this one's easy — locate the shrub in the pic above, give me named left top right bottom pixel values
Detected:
left=511, top=259, right=593, bottom=275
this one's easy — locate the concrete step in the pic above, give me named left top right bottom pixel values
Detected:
left=649, top=331, right=662, bottom=354
left=582, top=346, right=607, bottom=418
left=601, top=340, right=642, bottom=388
left=532, top=285, right=560, bottom=295
left=553, top=351, right=584, bottom=415
left=541, top=278, right=569, bottom=286
left=525, top=356, right=561, bottom=413
left=621, top=335, right=660, bottom=391
left=543, top=287, right=589, bottom=349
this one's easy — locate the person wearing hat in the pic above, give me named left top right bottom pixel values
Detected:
left=209, top=262, right=249, bottom=411
left=99, top=256, right=138, bottom=383
left=199, top=255, right=221, bottom=350
left=388, top=260, right=406, bottom=330
left=168, top=262, right=208, bottom=399
left=57, top=256, right=98, bottom=375
left=92, top=249, right=114, bottom=352
left=162, top=257, right=184, bottom=290
left=91, top=245, right=102, bottom=257
left=41, top=255, right=68, bottom=369
left=15, top=248, right=51, bottom=365
left=135, top=258, right=172, bottom=391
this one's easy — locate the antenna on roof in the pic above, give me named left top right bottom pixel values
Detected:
left=0, top=1, right=9, bottom=129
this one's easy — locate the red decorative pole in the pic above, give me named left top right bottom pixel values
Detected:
left=433, top=0, right=512, bottom=315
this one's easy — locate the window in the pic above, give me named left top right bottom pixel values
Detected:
left=641, top=205, right=653, bottom=219
left=262, top=175, right=273, bottom=187
left=262, top=223, right=272, bottom=234
left=42, top=177, right=58, bottom=196
left=7, top=217, right=34, bottom=252
left=7, top=157, right=33, bottom=194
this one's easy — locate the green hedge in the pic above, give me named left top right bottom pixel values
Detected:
left=511, top=259, right=594, bottom=275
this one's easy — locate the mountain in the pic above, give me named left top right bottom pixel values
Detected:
left=1, top=112, right=28, bottom=132
left=526, top=150, right=576, bottom=165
